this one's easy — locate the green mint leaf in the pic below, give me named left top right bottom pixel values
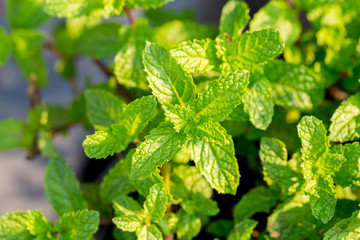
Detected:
left=172, top=142, right=190, bottom=164
left=113, top=215, right=144, bottom=232
left=124, top=149, right=167, bottom=198
left=83, top=129, right=123, bottom=159
left=243, top=77, right=274, bottom=130
left=54, top=210, right=99, bottom=240
left=267, top=194, right=317, bottom=240
left=142, top=42, right=196, bottom=107
left=329, top=92, right=360, bottom=142
left=77, top=23, right=124, bottom=59
left=205, top=219, right=233, bottom=238
left=131, top=122, right=187, bottom=179
left=6, top=0, right=49, bottom=29
left=227, top=219, right=258, bottom=240
left=0, top=118, right=27, bottom=150
left=182, top=195, right=219, bottom=216
left=144, top=184, right=168, bottom=222
left=132, top=171, right=166, bottom=198
left=114, top=19, right=154, bottom=89
left=44, top=155, right=88, bottom=215
left=325, top=39, right=358, bottom=72
left=155, top=20, right=218, bottom=49
left=250, top=0, right=301, bottom=46
left=69, top=94, right=89, bottom=124
left=219, top=0, right=249, bottom=36
left=0, top=210, right=54, bottom=240
left=188, top=121, right=240, bottom=194
left=297, top=116, right=329, bottom=160
left=155, top=219, right=171, bottom=237
left=53, top=25, right=78, bottom=58
left=220, top=28, right=284, bottom=71
left=225, top=104, right=249, bottom=122
left=171, top=165, right=212, bottom=202
left=103, top=0, right=125, bottom=16
left=43, top=0, right=103, bottom=18
left=47, top=105, right=73, bottom=130
left=0, top=27, right=12, bottom=66
left=175, top=210, right=201, bottom=240
left=12, top=29, right=47, bottom=86
left=163, top=105, right=194, bottom=132
left=101, top=150, right=157, bottom=201
left=0, top=212, right=32, bottom=240
left=324, top=210, right=360, bottom=240
left=333, top=143, right=360, bottom=187
left=302, top=154, right=346, bottom=224
left=83, top=95, right=157, bottom=159
left=298, top=116, right=346, bottom=223
left=264, top=60, right=324, bottom=111
left=25, top=210, right=53, bottom=239
left=126, top=0, right=174, bottom=9
left=170, top=38, right=220, bottom=73
left=84, top=89, right=125, bottom=129
left=113, top=196, right=143, bottom=216
left=100, top=158, right=135, bottom=203
left=39, top=131, right=88, bottom=215
left=138, top=224, right=163, bottom=240
left=259, top=137, right=304, bottom=193
left=233, top=186, right=278, bottom=223
left=192, top=70, right=249, bottom=122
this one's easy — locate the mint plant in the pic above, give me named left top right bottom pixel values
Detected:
left=1, top=0, right=360, bottom=239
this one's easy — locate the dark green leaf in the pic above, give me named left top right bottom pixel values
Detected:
left=233, top=186, right=278, bottom=223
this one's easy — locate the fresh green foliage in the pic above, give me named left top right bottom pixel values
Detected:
left=333, top=143, right=360, bottom=187
left=233, top=186, right=278, bottom=223
left=267, top=193, right=318, bottom=240
left=100, top=155, right=135, bottom=203
left=219, top=0, right=249, bottom=37
left=39, top=131, right=88, bottom=216
left=114, top=19, right=154, bottom=89
left=219, top=28, right=284, bottom=71
left=1, top=0, right=359, bottom=239
left=0, top=118, right=28, bottom=150
left=329, top=92, right=360, bottom=142
left=243, top=76, right=274, bottom=129
left=170, top=38, right=220, bottom=73
left=0, top=209, right=99, bottom=240
left=113, top=184, right=168, bottom=239
left=263, top=60, right=323, bottom=111
left=6, top=0, right=49, bottom=29
left=12, top=29, right=47, bottom=86
left=83, top=95, right=156, bottom=159
left=0, top=210, right=54, bottom=240
left=77, top=22, right=125, bottom=59
left=142, top=42, right=196, bottom=107
left=84, top=89, right=125, bottom=128
left=260, top=137, right=303, bottom=194
left=250, top=0, right=301, bottom=46
left=324, top=210, right=360, bottom=240
left=192, top=70, right=249, bottom=122
left=187, top=120, right=240, bottom=194
left=131, top=122, right=187, bottom=179
left=298, top=116, right=346, bottom=223
left=54, top=210, right=100, bottom=239
left=227, top=219, right=258, bottom=240
left=174, top=210, right=201, bottom=240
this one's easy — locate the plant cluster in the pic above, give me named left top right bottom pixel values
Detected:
left=0, top=0, right=360, bottom=239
